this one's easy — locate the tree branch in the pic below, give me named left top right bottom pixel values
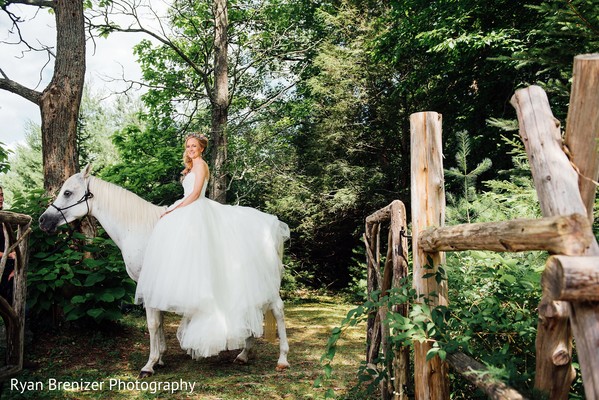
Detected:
left=1, top=0, right=57, bottom=80
left=567, top=0, right=599, bottom=37
left=87, top=0, right=208, bottom=88
left=0, top=69, right=42, bottom=105
left=4, top=0, right=55, bottom=8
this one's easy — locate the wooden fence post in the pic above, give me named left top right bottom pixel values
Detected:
left=410, top=111, right=450, bottom=400
left=564, top=54, right=599, bottom=223
left=364, top=200, right=411, bottom=400
left=0, top=211, right=32, bottom=380
left=512, top=82, right=599, bottom=398
left=389, top=201, right=410, bottom=400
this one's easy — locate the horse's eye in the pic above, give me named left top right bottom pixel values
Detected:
left=63, top=190, right=72, bottom=197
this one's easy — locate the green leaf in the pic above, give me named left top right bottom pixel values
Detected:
left=43, top=273, right=58, bottom=281
left=84, top=273, right=106, bottom=286
left=98, top=292, right=115, bottom=302
left=83, top=258, right=106, bottom=268
left=426, top=347, right=439, bottom=361
left=71, top=295, right=87, bottom=304
left=105, top=286, right=126, bottom=299
left=314, top=377, right=322, bottom=388
left=65, top=309, right=86, bottom=321
left=323, top=364, right=333, bottom=378
left=87, top=308, right=104, bottom=319
left=438, top=349, right=447, bottom=361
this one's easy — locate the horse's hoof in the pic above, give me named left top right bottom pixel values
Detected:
left=138, top=370, right=153, bottom=379
left=276, top=363, right=290, bottom=371
left=155, top=362, right=165, bottom=369
left=234, top=357, right=248, bottom=365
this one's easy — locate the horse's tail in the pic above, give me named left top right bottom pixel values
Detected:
left=276, top=221, right=290, bottom=273
left=265, top=220, right=289, bottom=342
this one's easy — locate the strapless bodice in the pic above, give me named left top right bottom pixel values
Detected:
left=183, top=172, right=208, bottom=199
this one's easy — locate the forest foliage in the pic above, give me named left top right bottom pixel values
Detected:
left=1, top=0, right=598, bottom=397
left=2, top=0, right=596, bottom=288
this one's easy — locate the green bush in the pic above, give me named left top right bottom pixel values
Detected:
left=442, top=250, right=543, bottom=396
left=320, top=257, right=544, bottom=398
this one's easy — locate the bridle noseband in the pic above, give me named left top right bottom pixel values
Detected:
left=39, top=181, right=94, bottom=261
left=50, top=182, right=94, bottom=227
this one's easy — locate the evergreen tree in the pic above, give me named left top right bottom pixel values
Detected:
left=445, top=130, right=492, bottom=223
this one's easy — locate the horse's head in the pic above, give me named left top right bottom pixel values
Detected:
left=39, top=164, right=94, bottom=233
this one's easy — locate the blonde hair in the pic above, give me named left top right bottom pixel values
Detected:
left=182, top=133, right=209, bottom=174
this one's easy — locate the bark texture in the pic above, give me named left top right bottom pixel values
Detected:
left=210, top=0, right=229, bottom=204
left=40, top=0, right=86, bottom=194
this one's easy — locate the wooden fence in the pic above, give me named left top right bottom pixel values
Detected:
left=0, top=210, right=32, bottom=381
left=364, top=200, right=410, bottom=399
left=364, top=54, right=599, bottom=399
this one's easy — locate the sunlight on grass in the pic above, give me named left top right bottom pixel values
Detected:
left=2, top=294, right=369, bottom=399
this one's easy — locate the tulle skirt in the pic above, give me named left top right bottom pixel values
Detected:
left=135, top=197, right=289, bottom=358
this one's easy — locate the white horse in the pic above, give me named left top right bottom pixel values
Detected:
left=38, top=164, right=290, bottom=378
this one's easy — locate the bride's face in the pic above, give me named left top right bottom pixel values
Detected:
left=186, top=137, right=203, bottom=159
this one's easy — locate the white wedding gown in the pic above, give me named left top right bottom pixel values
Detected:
left=135, top=172, right=290, bottom=358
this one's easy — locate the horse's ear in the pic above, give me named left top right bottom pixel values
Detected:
left=82, top=164, right=93, bottom=178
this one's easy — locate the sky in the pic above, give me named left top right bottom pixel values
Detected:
left=0, top=3, right=156, bottom=150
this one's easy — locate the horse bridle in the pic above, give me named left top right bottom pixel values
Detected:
left=38, top=181, right=94, bottom=261
left=50, top=184, right=94, bottom=227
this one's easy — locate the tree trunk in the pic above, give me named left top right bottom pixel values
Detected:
left=0, top=1, right=84, bottom=194
left=40, top=0, right=86, bottom=195
left=210, top=0, right=229, bottom=204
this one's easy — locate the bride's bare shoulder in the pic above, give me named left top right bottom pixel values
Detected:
left=191, top=161, right=209, bottom=177
left=201, top=159, right=210, bottom=176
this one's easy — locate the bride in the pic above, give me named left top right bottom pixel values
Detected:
left=135, top=133, right=290, bottom=359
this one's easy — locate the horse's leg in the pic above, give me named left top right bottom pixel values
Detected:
left=234, top=298, right=290, bottom=369
left=272, top=296, right=290, bottom=371
left=139, top=307, right=163, bottom=378
left=234, top=336, right=256, bottom=365
left=156, top=311, right=167, bottom=367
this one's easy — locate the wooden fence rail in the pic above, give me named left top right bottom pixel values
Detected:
left=419, top=213, right=592, bottom=255
left=446, top=352, right=526, bottom=400
left=364, top=53, right=599, bottom=400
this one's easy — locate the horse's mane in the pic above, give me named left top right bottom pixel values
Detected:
left=89, top=176, right=164, bottom=233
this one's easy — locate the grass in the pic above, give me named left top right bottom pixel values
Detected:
left=1, top=293, right=371, bottom=399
